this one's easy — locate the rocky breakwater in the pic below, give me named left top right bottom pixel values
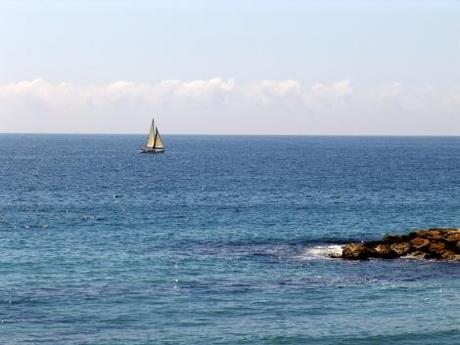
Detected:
left=341, top=228, right=460, bottom=261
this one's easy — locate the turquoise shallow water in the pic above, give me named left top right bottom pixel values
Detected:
left=0, top=135, right=459, bottom=344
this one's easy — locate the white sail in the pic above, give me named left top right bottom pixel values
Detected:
left=146, top=120, right=155, bottom=148
left=141, top=117, right=165, bottom=153
left=154, top=128, right=164, bottom=149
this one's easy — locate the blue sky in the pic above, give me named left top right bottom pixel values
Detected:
left=0, top=0, right=459, bottom=134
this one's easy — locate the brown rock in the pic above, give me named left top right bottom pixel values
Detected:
left=338, top=228, right=459, bottom=261
left=447, top=254, right=460, bottom=261
left=341, top=243, right=370, bottom=260
left=413, top=229, right=429, bottom=237
left=444, top=232, right=460, bottom=243
left=415, top=229, right=444, bottom=241
left=427, top=241, right=446, bottom=257
left=410, top=237, right=430, bottom=250
left=390, top=242, right=411, bottom=256
left=440, top=250, right=458, bottom=260
left=371, top=244, right=398, bottom=258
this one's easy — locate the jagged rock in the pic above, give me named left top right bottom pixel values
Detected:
left=427, top=241, right=446, bottom=257
left=415, top=229, right=444, bottom=241
left=390, top=242, right=411, bottom=256
left=410, top=237, right=430, bottom=250
left=444, top=232, right=460, bottom=242
left=340, top=228, right=460, bottom=261
left=371, top=244, right=398, bottom=258
left=441, top=251, right=458, bottom=260
left=341, top=243, right=370, bottom=260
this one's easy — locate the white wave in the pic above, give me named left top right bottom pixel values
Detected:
left=297, top=244, right=343, bottom=261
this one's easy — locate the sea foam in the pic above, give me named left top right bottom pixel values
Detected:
left=297, top=244, right=343, bottom=260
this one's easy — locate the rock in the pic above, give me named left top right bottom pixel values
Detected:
left=341, top=243, right=370, bottom=260
left=415, top=229, right=444, bottom=241
left=339, top=228, right=460, bottom=261
left=390, top=242, right=411, bottom=256
left=426, top=241, right=446, bottom=257
left=440, top=251, right=459, bottom=261
left=444, top=232, right=460, bottom=243
left=410, top=237, right=430, bottom=250
left=415, top=229, right=442, bottom=239
left=447, top=255, right=460, bottom=261
left=405, top=250, right=430, bottom=260
left=371, top=244, right=398, bottom=259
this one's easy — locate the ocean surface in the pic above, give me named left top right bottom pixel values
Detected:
left=0, top=134, right=459, bottom=345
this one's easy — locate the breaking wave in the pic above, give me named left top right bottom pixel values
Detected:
left=296, top=244, right=344, bottom=261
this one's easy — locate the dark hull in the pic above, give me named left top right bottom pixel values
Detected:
left=140, top=147, right=165, bottom=154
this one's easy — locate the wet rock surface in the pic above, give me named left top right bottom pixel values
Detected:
left=341, top=228, right=460, bottom=261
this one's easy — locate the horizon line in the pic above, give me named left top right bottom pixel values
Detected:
left=1, top=132, right=459, bottom=137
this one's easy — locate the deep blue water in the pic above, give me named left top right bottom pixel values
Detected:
left=0, top=134, right=459, bottom=345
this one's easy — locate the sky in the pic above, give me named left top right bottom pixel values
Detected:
left=0, top=0, right=459, bottom=135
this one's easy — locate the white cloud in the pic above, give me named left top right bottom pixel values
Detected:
left=246, top=80, right=303, bottom=105
left=304, top=79, right=353, bottom=110
left=0, top=77, right=236, bottom=109
left=0, top=78, right=458, bottom=134
left=245, top=79, right=352, bottom=109
left=310, top=79, right=352, bottom=97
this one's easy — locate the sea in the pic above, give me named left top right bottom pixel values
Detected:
left=0, top=134, right=459, bottom=345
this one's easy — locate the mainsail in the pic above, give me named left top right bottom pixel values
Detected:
left=146, top=120, right=156, bottom=148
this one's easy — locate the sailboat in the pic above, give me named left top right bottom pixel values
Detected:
left=140, top=117, right=165, bottom=153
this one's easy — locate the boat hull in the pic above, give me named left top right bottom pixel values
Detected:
left=140, top=147, right=165, bottom=154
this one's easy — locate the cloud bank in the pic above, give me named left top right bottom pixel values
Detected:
left=0, top=78, right=458, bottom=134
